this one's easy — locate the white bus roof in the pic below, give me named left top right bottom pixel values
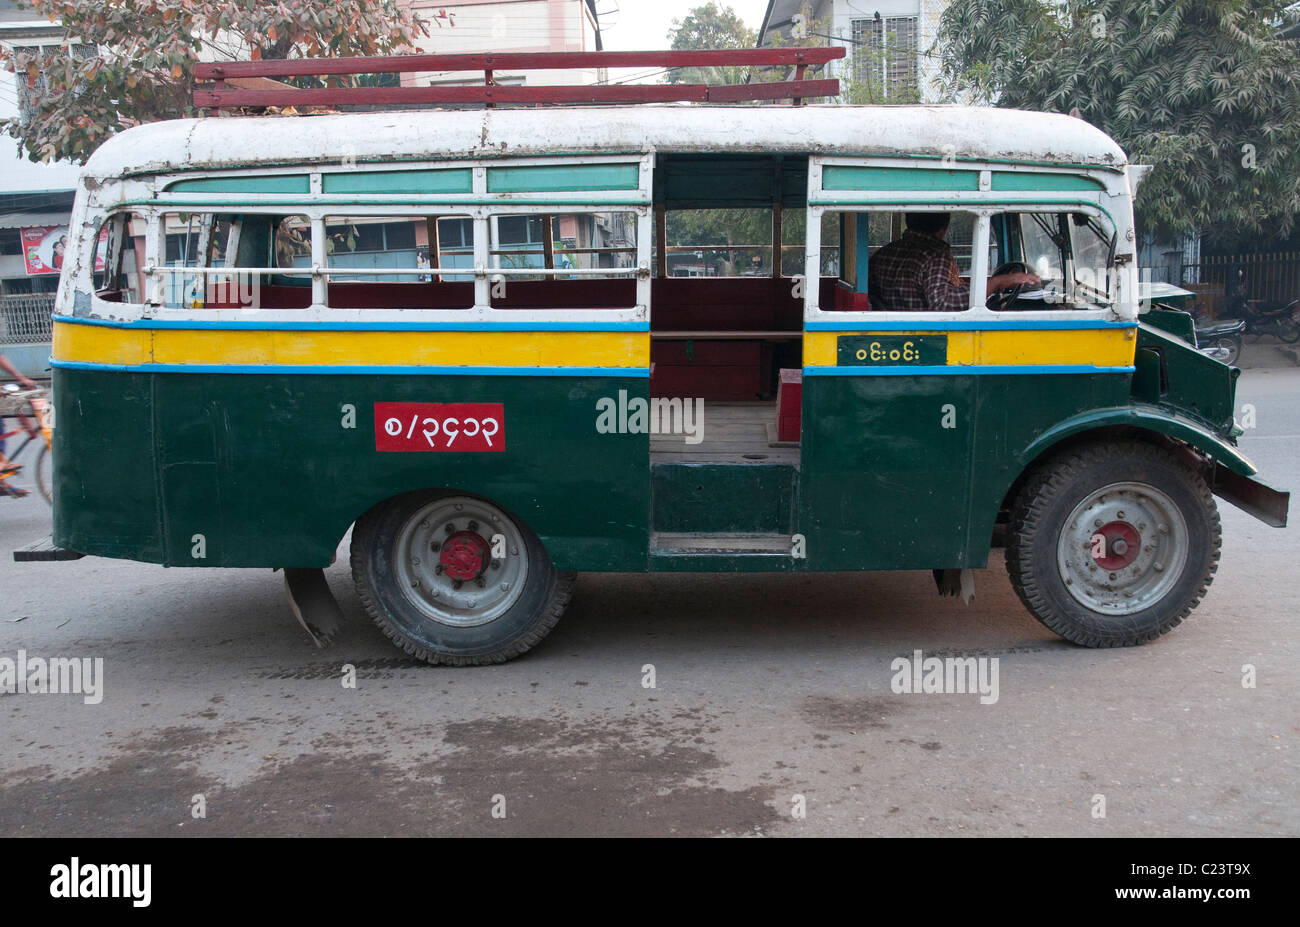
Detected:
left=82, top=104, right=1128, bottom=181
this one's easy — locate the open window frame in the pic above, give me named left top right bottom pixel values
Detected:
left=802, top=154, right=1138, bottom=327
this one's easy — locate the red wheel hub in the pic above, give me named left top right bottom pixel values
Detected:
left=1092, top=521, right=1140, bottom=570
left=440, top=530, right=490, bottom=581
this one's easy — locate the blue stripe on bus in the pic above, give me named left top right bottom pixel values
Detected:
left=804, top=365, right=1136, bottom=376
left=51, top=315, right=650, bottom=333
left=804, top=319, right=1138, bottom=331
left=50, top=359, right=651, bottom=377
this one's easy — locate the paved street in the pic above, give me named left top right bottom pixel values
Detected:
left=1, top=355, right=1296, bottom=837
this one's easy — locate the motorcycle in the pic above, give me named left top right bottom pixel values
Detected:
left=1194, top=315, right=1246, bottom=366
left=1222, top=269, right=1300, bottom=343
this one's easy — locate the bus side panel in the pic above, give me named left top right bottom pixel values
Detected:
left=963, top=372, right=1136, bottom=566
left=798, top=373, right=977, bottom=571
left=61, top=371, right=649, bottom=571
left=799, top=371, right=1136, bottom=572
left=52, top=367, right=165, bottom=562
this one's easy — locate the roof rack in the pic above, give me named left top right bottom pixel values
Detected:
left=193, top=48, right=844, bottom=115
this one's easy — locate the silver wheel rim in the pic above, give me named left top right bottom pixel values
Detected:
left=1204, top=339, right=1235, bottom=363
left=392, top=496, right=528, bottom=628
left=1056, top=481, right=1188, bottom=615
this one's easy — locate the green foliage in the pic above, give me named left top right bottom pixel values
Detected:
left=936, top=0, right=1300, bottom=240
left=2, top=0, right=429, bottom=164
left=663, top=3, right=771, bottom=272
left=666, top=1, right=756, bottom=85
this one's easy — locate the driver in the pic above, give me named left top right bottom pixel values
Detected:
left=868, top=212, right=1040, bottom=310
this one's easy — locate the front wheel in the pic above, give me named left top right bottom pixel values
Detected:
left=1006, top=441, right=1220, bottom=647
left=351, top=491, right=574, bottom=665
left=1202, top=335, right=1241, bottom=366
left=35, top=445, right=51, bottom=505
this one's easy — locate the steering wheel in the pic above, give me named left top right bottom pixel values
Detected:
left=986, top=261, right=1028, bottom=310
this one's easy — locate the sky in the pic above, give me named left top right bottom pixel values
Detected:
left=597, top=0, right=772, bottom=51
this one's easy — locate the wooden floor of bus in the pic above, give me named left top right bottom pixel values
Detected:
left=648, top=401, right=800, bottom=465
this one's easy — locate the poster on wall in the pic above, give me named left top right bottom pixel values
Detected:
left=20, top=225, right=108, bottom=276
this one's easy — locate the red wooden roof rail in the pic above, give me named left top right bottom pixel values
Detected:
left=193, top=48, right=844, bottom=114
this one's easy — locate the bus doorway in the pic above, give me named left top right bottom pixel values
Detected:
left=647, top=154, right=808, bottom=566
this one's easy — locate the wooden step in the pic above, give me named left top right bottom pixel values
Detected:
left=13, top=535, right=84, bottom=562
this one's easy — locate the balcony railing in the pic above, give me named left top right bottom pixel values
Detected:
left=0, top=294, right=56, bottom=345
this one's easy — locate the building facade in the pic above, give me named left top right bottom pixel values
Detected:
left=757, top=0, right=951, bottom=103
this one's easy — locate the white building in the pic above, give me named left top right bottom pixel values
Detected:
left=400, top=0, right=606, bottom=88
left=757, top=0, right=952, bottom=103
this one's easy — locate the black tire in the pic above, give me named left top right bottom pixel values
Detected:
left=351, top=490, right=575, bottom=665
left=1275, top=316, right=1300, bottom=344
left=1006, top=441, right=1220, bottom=647
left=35, top=445, right=52, bottom=505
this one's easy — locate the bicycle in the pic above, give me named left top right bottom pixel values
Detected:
left=1, top=382, right=52, bottom=504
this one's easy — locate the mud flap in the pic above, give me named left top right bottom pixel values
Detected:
left=283, top=568, right=345, bottom=647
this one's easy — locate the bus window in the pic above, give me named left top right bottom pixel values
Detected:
left=324, top=215, right=473, bottom=310
left=155, top=212, right=312, bottom=309
left=989, top=211, right=1116, bottom=310
left=822, top=209, right=978, bottom=312
left=779, top=210, right=840, bottom=278
left=91, top=211, right=142, bottom=301
left=1019, top=212, right=1067, bottom=292
left=662, top=208, right=771, bottom=277
left=159, top=211, right=208, bottom=308
left=1069, top=212, right=1117, bottom=306
left=489, top=211, right=638, bottom=309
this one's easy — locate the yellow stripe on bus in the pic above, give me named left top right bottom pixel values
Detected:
left=53, top=323, right=650, bottom=369
left=803, top=328, right=1136, bottom=368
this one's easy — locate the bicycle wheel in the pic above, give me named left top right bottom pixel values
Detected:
left=34, top=444, right=52, bottom=505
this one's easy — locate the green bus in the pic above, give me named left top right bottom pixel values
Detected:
left=38, top=104, right=1287, bottom=664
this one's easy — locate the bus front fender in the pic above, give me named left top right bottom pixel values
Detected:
left=1019, top=406, right=1258, bottom=477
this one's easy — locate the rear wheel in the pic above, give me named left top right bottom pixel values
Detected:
left=1275, top=316, right=1300, bottom=343
left=1006, top=441, right=1220, bottom=647
left=351, top=491, right=574, bottom=665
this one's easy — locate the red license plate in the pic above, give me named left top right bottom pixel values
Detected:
left=374, top=402, right=505, bottom=452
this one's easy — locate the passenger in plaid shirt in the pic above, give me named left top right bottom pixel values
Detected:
left=868, top=213, right=1040, bottom=310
